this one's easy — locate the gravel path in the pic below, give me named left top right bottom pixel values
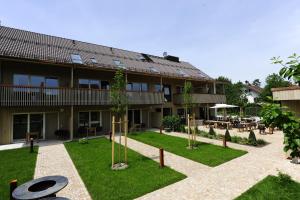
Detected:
left=123, top=128, right=300, bottom=200
left=34, top=141, right=91, bottom=200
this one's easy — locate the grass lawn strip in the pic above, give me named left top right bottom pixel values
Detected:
left=129, top=131, right=247, bottom=167
left=0, top=147, right=38, bottom=199
left=65, top=138, right=186, bottom=200
left=235, top=175, right=300, bottom=200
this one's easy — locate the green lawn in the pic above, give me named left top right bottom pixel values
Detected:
left=235, top=175, right=300, bottom=200
left=129, top=131, right=247, bottom=167
left=0, top=147, right=38, bottom=199
left=64, top=138, right=186, bottom=200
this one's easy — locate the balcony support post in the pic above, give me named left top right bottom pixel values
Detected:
left=70, top=106, right=74, bottom=140
left=0, top=60, right=2, bottom=84
left=213, top=81, right=216, bottom=94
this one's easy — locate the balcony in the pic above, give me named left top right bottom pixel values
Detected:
left=173, top=93, right=226, bottom=105
left=0, top=85, right=164, bottom=107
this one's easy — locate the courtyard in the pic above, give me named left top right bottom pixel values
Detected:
left=1, top=127, right=299, bottom=200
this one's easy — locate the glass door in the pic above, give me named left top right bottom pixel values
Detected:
left=13, top=114, right=28, bottom=139
left=30, top=114, right=43, bottom=138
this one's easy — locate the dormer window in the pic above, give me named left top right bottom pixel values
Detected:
left=113, top=59, right=126, bottom=69
left=70, top=54, right=83, bottom=64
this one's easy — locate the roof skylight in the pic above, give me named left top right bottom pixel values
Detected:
left=70, top=54, right=83, bottom=64
left=149, top=66, right=159, bottom=73
left=176, top=69, right=188, bottom=77
left=91, top=58, right=97, bottom=64
left=113, top=59, right=126, bottom=69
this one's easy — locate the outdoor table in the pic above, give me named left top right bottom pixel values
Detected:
left=12, top=176, right=68, bottom=200
left=238, top=122, right=251, bottom=132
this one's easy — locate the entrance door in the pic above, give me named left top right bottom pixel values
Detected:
left=128, top=110, right=141, bottom=129
left=45, top=113, right=58, bottom=139
left=13, top=114, right=28, bottom=139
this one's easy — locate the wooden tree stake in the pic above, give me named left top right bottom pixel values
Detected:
left=112, top=116, right=115, bottom=168
left=159, top=148, right=164, bottom=168
left=10, top=179, right=17, bottom=200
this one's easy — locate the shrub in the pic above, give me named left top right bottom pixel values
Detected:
left=231, top=136, right=243, bottom=143
left=162, top=115, right=181, bottom=131
left=79, top=137, right=88, bottom=144
left=195, top=126, right=199, bottom=134
left=277, top=172, right=292, bottom=184
left=199, top=131, right=209, bottom=137
left=216, top=134, right=223, bottom=140
left=224, top=129, right=231, bottom=141
left=257, top=139, right=267, bottom=145
left=248, top=130, right=257, bottom=146
left=209, top=127, right=216, bottom=136
left=179, top=125, right=186, bottom=133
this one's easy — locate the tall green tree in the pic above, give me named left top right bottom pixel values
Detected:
left=259, top=73, right=290, bottom=102
left=271, top=53, right=300, bottom=86
left=252, top=79, right=261, bottom=87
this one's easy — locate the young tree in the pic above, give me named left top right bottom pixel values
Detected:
left=110, top=69, right=128, bottom=169
left=271, top=53, right=300, bottom=86
left=183, top=81, right=194, bottom=148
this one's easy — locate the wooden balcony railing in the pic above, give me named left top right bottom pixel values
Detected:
left=173, top=93, right=226, bottom=105
left=0, top=85, right=164, bottom=106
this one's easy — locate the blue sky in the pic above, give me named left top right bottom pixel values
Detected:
left=1, top=0, right=300, bottom=85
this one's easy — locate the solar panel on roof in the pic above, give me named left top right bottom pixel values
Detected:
left=149, top=66, right=159, bottom=73
left=141, top=53, right=153, bottom=62
left=113, top=59, right=126, bottom=69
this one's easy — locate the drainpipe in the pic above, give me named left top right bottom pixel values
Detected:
left=70, top=66, right=74, bottom=140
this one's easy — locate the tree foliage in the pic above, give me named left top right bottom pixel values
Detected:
left=216, top=77, right=248, bottom=107
left=183, top=81, right=193, bottom=111
left=252, top=79, right=261, bottom=87
left=110, top=69, right=127, bottom=118
left=259, top=73, right=290, bottom=102
left=271, top=53, right=300, bottom=86
left=260, top=102, right=300, bottom=157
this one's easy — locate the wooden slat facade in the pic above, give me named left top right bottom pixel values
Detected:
left=0, top=85, right=164, bottom=106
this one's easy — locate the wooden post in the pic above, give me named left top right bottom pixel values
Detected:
left=10, top=180, right=17, bottom=200
left=118, top=117, right=121, bottom=164
left=124, top=114, right=128, bottom=164
left=159, top=148, right=164, bottom=168
left=223, top=137, right=227, bottom=147
left=112, top=116, right=115, bottom=168
left=30, top=138, right=33, bottom=153
left=160, top=125, right=162, bottom=134
left=187, top=114, right=191, bottom=148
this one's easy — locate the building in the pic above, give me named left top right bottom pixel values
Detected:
left=242, top=83, right=262, bottom=103
left=272, top=86, right=300, bottom=117
left=0, top=26, right=226, bottom=144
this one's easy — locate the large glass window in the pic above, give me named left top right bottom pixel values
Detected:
left=89, top=80, right=100, bottom=89
left=154, top=84, right=162, bottom=92
left=13, top=74, right=29, bottom=86
left=141, top=83, right=148, bottom=92
left=132, top=83, right=140, bottom=91
left=79, top=79, right=90, bottom=89
left=101, top=81, right=109, bottom=90
left=31, top=76, right=45, bottom=87
left=79, top=112, right=89, bottom=127
left=127, top=82, right=148, bottom=92
left=78, top=79, right=101, bottom=89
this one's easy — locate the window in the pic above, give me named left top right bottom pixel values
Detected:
left=78, top=79, right=100, bottom=89
left=31, top=76, right=45, bottom=87
left=141, top=83, right=148, bottom=92
left=101, top=81, right=109, bottom=90
left=176, top=86, right=183, bottom=94
left=127, top=82, right=148, bottom=92
left=89, top=80, right=100, bottom=89
left=79, top=79, right=89, bottom=89
left=163, top=85, right=172, bottom=102
left=90, top=58, right=97, bottom=64
left=45, top=77, right=59, bottom=95
left=154, top=84, right=162, bottom=92
left=13, top=74, right=29, bottom=86
left=132, top=83, right=140, bottom=91
left=71, top=54, right=83, bottom=64
left=149, top=66, right=159, bottom=73
left=79, top=111, right=102, bottom=128
left=113, top=59, right=126, bottom=69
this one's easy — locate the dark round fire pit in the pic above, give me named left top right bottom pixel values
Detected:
left=12, top=175, right=68, bottom=200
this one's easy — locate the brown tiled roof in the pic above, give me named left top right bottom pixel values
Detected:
left=0, top=26, right=213, bottom=81
left=245, top=84, right=263, bottom=94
